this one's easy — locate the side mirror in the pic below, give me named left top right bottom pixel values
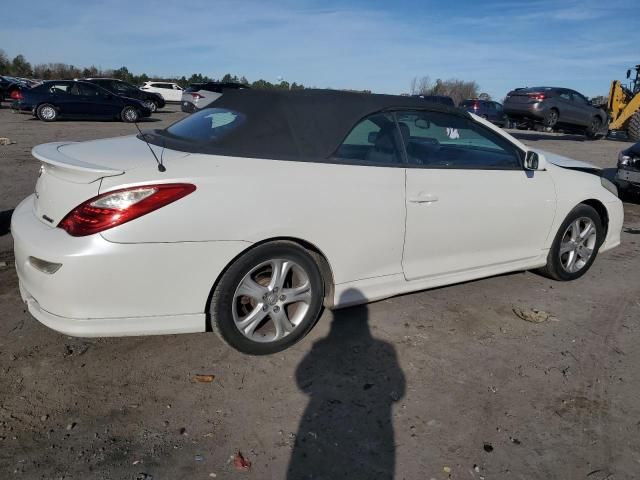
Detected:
left=524, top=151, right=546, bottom=170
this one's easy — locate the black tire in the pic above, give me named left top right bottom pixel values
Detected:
left=144, top=100, right=158, bottom=113
left=543, top=108, right=559, bottom=129
left=537, top=204, right=604, bottom=281
left=36, top=103, right=58, bottom=122
left=209, top=241, right=325, bottom=355
left=586, top=116, right=602, bottom=139
left=628, top=111, right=640, bottom=142
left=120, top=106, right=139, bottom=123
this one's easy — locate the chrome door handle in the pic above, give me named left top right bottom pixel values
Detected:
left=409, top=193, right=439, bottom=203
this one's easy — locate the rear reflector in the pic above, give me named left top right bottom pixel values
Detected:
left=58, top=183, right=196, bottom=236
left=29, top=256, right=62, bottom=274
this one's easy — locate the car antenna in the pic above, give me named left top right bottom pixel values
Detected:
left=134, top=121, right=166, bottom=172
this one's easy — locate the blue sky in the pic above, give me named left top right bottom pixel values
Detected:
left=1, top=0, right=638, bottom=100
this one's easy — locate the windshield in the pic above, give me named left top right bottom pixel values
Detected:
left=165, top=108, right=246, bottom=142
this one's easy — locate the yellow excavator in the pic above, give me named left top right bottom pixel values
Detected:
left=607, top=65, right=640, bottom=141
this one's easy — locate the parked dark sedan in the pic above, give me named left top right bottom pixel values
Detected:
left=459, top=99, right=508, bottom=127
left=0, top=76, right=29, bottom=102
left=81, top=78, right=165, bottom=112
left=616, top=142, right=640, bottom=196
left=411, top=94, right=455, bottom=107
left=11, top=80, right=151, bottom=122
left=504, top=87, right=607, bottom=138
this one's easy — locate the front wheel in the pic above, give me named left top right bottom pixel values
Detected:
left=144, top=100, right=157, bottom=112
left=209, top=241, right=325, bottom=355
left=121, top=106, right=139, bottom=123
left=537, top=204, right=604, bottom=281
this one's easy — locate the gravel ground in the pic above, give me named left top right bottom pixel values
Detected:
left=0, top=105, right=639, bottom=480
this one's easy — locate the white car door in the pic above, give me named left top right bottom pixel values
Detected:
left=398, top=110, right=556, bottom=281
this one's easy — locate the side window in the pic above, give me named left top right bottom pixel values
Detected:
left=48, top=83, right=71, bottom=95
left=78, top=83, right=101, bottom=96
left=394, top=111, right=522, bottom=169
left=571, top=93, right=588, bottom=105
left=334, top=113, right=403, bottom=166
left=559, top=91, right=571, bottom=101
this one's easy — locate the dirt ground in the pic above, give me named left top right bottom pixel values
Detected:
left=0, top=105, right=639, bottom=480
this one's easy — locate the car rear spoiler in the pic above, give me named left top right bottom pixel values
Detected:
left=32, top=142, right=124, bottom=183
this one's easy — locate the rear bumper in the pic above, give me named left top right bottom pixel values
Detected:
left=12, top=195, right=251, bottom=337
left=19, top=280, right=205, bottom=336
left=600, top=199, right=624, bottom=253
left=504, top=103, right=545, bottom=121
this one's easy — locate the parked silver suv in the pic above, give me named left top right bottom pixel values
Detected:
left=181, top=82, right=248, bottom=113
left=504, top=87, right=607, bottom=138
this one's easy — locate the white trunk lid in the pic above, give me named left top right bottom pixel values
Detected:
left=31, top=136, right=175, bottom=227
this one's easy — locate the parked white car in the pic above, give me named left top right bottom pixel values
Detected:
left=12, top=89, right=623, bottom=354
left=140, top=81, right=183, bottom=102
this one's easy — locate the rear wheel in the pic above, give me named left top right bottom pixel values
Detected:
left=628, top=111, right=640, bottom=142
left=586, top=116, right=602, bottom=139
left=36, top=103, right=58, bottom=122
left=544, top=108, right=559, bottom=129
left=537, top=204, right=604, bottom=281
left=209, top=241, right=325, bottom=355
left=121, top=106, right=139, bottom=123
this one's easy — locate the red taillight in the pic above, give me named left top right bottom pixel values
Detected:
left=190, top=93, right=204, bottom=100
left=58, top=183, right=196, bottom=237
left=527, top=93, right=546, bottom=101
left=10, top=90, right=23, bottom=100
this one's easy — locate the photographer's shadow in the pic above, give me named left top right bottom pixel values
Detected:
left=288, top=289, right=405, bottom=480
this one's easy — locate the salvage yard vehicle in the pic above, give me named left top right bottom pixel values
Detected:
left=504, top=87, right=607, bottom=138
left=181, top=81, right=248, bottom=113
left=616, top=142, right=640, bottom=196
left=12, top=89, right=623, bottom=354
left=11, top=80, right=151, bottom=122
left=606, top=65, right=640, bottom=141
left=141, top=81, right=183, bottom=102
left=81, top=77, right=165, bottom=112
left=459, top=99, right=508, bottom=127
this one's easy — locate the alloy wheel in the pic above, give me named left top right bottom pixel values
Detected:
left=144, top=100, right=157, bottom=112
left=41, top=106, right=56, bottom=120
left=124, top=108, right=138, bottom=122
left=559, top=217, right=597, bottom=273
left=232, top=259, right=312, bottom=343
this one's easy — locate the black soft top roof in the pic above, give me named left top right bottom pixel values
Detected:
left=154, top=88, right=470, bottom=161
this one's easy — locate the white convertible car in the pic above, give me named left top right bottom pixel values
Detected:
left=12, top=89, right=623, bottom=354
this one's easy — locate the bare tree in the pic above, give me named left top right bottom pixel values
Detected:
left=410, top=76, right=433, bottom=95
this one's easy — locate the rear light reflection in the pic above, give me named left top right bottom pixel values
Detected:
left=190, top=93, right=204, bottom=100
left=58, top=183, right=196, bottom=237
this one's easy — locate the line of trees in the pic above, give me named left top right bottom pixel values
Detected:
left=0, top=50, right=306, bottom=90
left=410, top=76, right=490, bottom=104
